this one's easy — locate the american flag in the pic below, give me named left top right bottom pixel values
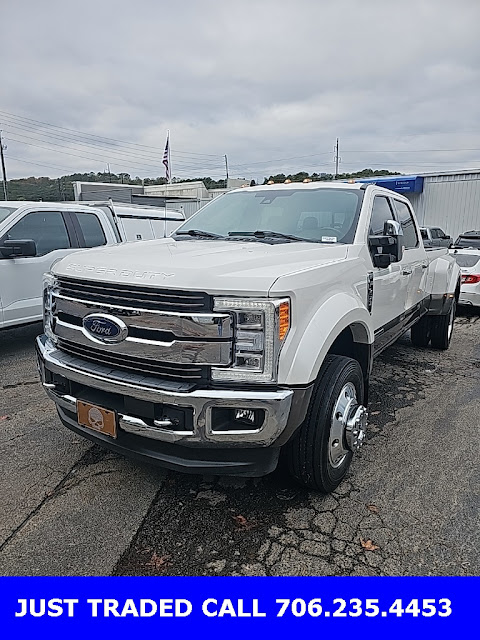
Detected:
left=162, top=134, right=170, bottom=182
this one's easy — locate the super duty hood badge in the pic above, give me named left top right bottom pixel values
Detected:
left=83, top=314, right=128, bottom=344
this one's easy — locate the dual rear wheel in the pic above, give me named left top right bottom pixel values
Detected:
left=411, top=301, right=456, bottom=350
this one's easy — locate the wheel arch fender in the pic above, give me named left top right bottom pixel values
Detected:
left=430, top=255, right=461, bottom=296
left=281, top=292, right=374, bottom=386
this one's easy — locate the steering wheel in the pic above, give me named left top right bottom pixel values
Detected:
left=318, top=227, right=339, bottom=236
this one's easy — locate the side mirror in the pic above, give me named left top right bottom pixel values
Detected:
left=373, top=253, right=395, bottom=268
left=383, top=219, right=403, bottom=238
left=0, top=239, right=37, bottom=258
left=369, top=232, right=403, bottom=264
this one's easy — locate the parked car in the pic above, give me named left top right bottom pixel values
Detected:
left=419, top=226, right=452, bottom=248
left=37, top=182, right=460, bottom=492
left=451, top=248, right=480, bottom=306
left=451, top=230, right=480, bottom=250
left=0, top=201, right=185, bottom=330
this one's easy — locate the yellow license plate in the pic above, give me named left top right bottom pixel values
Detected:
left=77, top=401, right=117, bottom=438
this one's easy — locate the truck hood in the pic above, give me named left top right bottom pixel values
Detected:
left=53, top=238, right=348, bottom=295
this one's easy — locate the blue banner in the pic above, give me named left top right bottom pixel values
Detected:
left=0, top=577, right=477, bottom=638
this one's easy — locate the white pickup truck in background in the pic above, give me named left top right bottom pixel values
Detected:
left=37, top=182, right=460, bottom=492
left=0, top=201, right=185, bottom=330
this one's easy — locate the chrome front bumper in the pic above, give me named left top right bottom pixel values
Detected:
left=36, top=335, right=295, bottom=447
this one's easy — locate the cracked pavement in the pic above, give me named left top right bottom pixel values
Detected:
left=1, top=313, right=479, bottom=576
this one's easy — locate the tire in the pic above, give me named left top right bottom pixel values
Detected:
left=411, top=316, right=431, bottom=347
left=430, top=299, right=456, bottom=350
left=286, top=355, right=366, bottom=493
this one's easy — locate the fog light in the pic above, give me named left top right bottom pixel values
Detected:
left=235, top=409, right=256, bottom=424
left=211, top=407, right=266, bottom=431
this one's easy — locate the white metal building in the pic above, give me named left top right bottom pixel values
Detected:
left=408, top=170, right=480, bottom=239
left=358, top=169, right=480, bottom=240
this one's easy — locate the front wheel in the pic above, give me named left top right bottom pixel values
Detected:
left=286, top=355, right=367, bottom=493
left=430, top=300, right=456, bottom=350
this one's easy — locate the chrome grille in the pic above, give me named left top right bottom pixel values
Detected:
left=57, top=276, right=212, bottom=312
left=57, top=339, right=208, bottom=381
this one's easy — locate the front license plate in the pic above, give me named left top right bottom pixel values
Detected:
left=77, top=401, right=117, bottom=438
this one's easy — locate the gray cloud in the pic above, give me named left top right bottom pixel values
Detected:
left=2, top=0, right=480, bottom=181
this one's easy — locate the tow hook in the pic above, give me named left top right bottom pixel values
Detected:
left=345, top=405, right=367, bottom=452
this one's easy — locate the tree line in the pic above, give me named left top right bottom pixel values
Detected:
left=2, top=168, right=401, bottom=202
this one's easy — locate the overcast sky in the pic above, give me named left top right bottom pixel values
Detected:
left=2, top=0, right=480, bottom=182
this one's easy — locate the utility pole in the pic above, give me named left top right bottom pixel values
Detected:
left=107, top=163, right=112, bottom=183
left=224, top=154, right=229, bottom=187
left=0, top=130, right=8, bottom=200
left=333, top=138, right=340, bottom=180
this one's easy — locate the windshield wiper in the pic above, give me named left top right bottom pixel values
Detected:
left=175, top=229, right=223, bottom=238
left=228, top=230, right=320, bottom=243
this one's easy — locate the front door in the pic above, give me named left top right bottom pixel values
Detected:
left=0, top=210, right=75, bottom=327
left=367, top=194, right=408, bottom=353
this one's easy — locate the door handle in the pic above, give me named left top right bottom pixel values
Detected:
left=402, top=267, right=412, bottom=275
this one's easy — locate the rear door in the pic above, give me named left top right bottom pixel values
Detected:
left=392, top=198, right=427, bottom=316
left=69, top=210, right=109, bottom=248
left=0, top=210, right=76, bottom=327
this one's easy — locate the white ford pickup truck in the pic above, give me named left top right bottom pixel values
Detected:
left=0, top=201, right=184, bottom=330
left=37, top=183, right=460, bottom=492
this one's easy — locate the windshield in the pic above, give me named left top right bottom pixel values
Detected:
left=175, top=188, right=363, bottom=244
left=454, top=253, right=480, bottom=268
left=454, top=236, right=480, bottom=249
left=0, top=206, right=19, bottom=224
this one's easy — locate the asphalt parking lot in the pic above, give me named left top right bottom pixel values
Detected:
left=1, top=313, right=479, bottom=576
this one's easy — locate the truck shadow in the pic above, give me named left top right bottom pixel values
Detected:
left=0, top=322, right=43, bottom=359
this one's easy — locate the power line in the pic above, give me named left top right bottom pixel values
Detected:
left=0, top=119, right=227, bottom=170
left=5, top=154, right=78, bottom=172
left=2, top=127, right=224, bottom=171
left=0, top=109, right=221, bottom=158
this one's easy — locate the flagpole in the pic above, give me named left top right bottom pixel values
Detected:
left=168, top=129, right=172, bottom=184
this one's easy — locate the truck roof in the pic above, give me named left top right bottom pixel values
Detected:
left=230, top=181, right=366, bottom=194
left=0, top=201, right=105, bottom=211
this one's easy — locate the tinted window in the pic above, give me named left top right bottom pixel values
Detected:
left=393, top=200, right=418, bottom=249
left=430, top=228, right=440, bottom=239
left=75, top=213, right=106, bottom=248
left=369, top=196, right=395, bottom=235
left=176, top=188, right=363, bottom=244
left=420, top=229, right=428, bottom=239
left=454, top=254, right=480, bottom=268
left=455, top=236, right=480, bottom=249
left=3, top=211, right=70, bottom=256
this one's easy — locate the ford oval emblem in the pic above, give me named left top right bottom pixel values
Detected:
left=83, top=314, right=128, bottom=344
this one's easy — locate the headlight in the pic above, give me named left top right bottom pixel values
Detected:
left=43, top=272, right=57, bottom=343
left=212, top=298, right=290, bottom=383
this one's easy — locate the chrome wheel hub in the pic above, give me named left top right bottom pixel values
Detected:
left=328, top=383, right=367, bottom=468
left=345, top=405, right=368, bottom=451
